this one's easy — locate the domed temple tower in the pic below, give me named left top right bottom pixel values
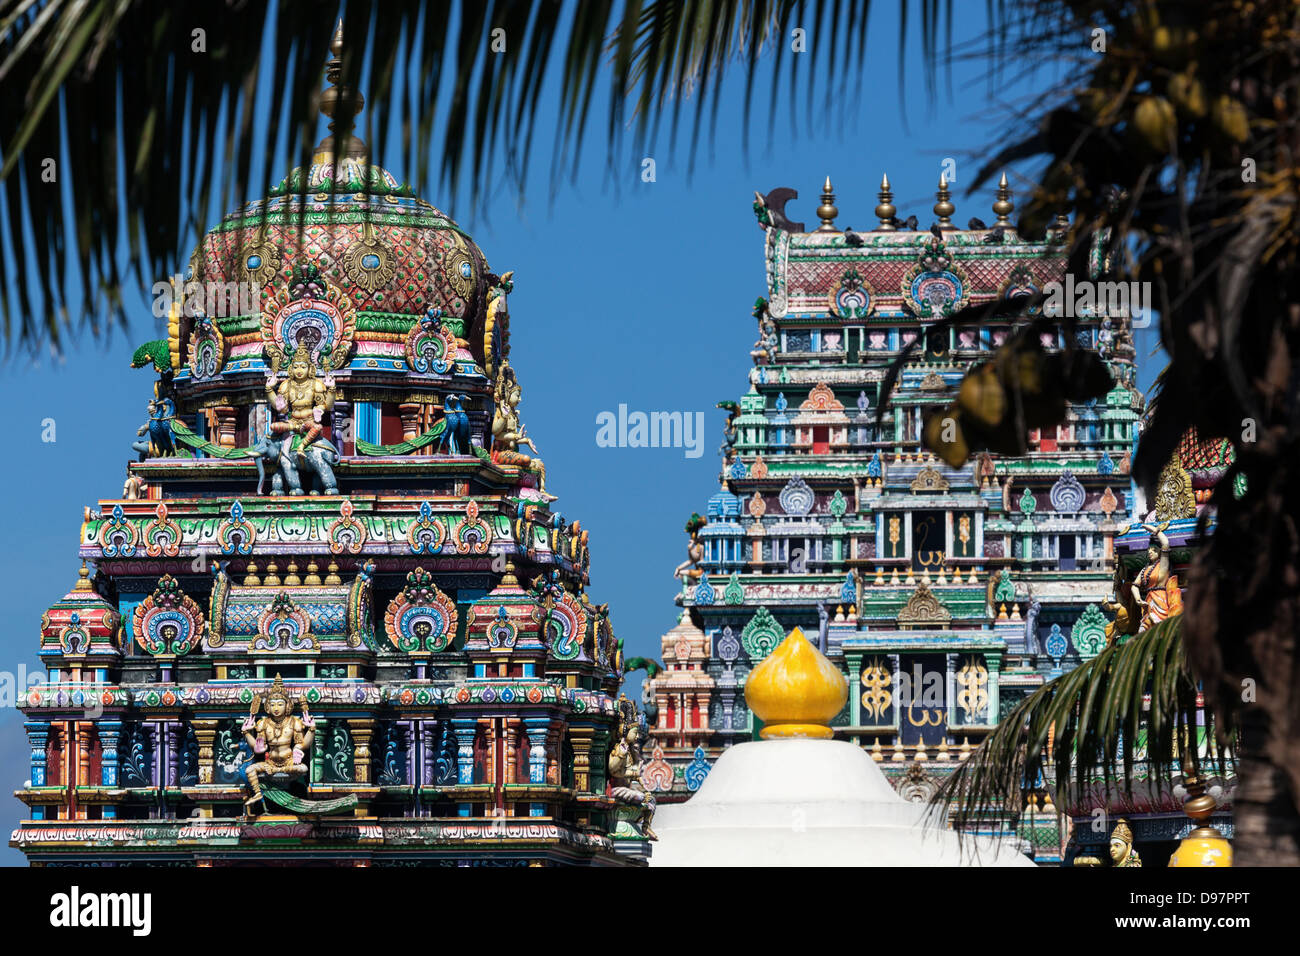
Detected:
left=11, top=33, right=651, bottom=866
left=642, top=175, right=1145, bottom=863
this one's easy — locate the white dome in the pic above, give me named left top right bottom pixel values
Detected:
left=650, top=739, right=1035, bottom=867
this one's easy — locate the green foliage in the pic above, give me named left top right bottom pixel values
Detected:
left=0, top=0, right=956, bottom=352
left=935, top=616, right=1234, bottom=832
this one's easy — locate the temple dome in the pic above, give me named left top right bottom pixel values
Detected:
left=40, top=565, right=121, bottom=661
left=173, top=36, right=504, bottom=387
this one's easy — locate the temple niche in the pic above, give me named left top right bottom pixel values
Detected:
left=644, top=174, right=1150, bottom=863
left=12, top=28, right=650, bottom=866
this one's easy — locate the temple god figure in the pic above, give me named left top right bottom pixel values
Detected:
left=1109, top=818, right=1142, bottom=867
left=241, top=674, right=314, bottom=813
left=608, top=702, right=657, bottom=840
left=1132, top=525, right=1183, bottom=632
left=265, top=345, right=336, bottom=452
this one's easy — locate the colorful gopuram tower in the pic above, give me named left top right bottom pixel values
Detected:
left=642, top=174, right=1144, bottom=862
left=10, top=34, right=653, bottom=866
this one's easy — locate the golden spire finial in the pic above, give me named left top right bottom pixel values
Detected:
left=74, top=561, right=93, bottom=591
left=933, top=172, right=955, bottom=230
left=1168, top=759, right=1233, bottom=866
left=875, top=173, right=897, bottom=231
left=816, top=176, right=839, bottom=232
left=315, top=18, right=368, bottom=162
left=744, top=627, right=848, bottom=739
left=992, top=171, right=1015, bottom=226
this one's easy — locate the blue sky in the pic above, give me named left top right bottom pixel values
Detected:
left=0, top=5, right=1164, bottom=861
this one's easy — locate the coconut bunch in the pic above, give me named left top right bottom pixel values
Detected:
left=922, top=330, right=1114, bottom=467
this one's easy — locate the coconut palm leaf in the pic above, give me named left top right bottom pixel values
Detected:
left=935, top=614, right=1235, bottom=838
left=0, top=0, right=961, bottom=354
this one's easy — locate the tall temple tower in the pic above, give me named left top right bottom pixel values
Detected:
left=10, top=31, right=654, bottom=866
left=642, top=175, right=1143, bottom=861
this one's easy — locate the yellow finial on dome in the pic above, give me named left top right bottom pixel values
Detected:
left=74, top=561, right=93, bottom=591
left=744, top=627, right=848, bottom=739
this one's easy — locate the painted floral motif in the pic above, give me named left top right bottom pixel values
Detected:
left=328, top=498, right=367, bottom=554
left=133, top=575, right=206, bottom=656
left=216, top=499, right=256, bottom=556
left=143, top=503, right=182, bottom=557
left=100, top=504, right=139, bottom=558
left=406, top=500, right=446, bottom=554
left=452, top=499, right=491, bottom=554
left=252, top=591, right=318, bottom=652
left=385, top=568, right=457, bottom=653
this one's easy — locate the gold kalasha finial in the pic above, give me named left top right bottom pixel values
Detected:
left=933, top=173, right=955, bottom=230
left=875, top=173, right=897, bottom=231
left=316, top=18, right=368, bottom=162
left=816, top=176, right=839, bottom=232
left=993, top=171, right=1015, bottom=226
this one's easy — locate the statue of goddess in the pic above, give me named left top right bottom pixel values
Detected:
left=1131, top=524, right=1183, bottom=632
left=241, top=674, right=315, bottom=814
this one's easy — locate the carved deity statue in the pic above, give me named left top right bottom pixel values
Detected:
left=264, top=345, right=337, bottom=451
left=673, top=517, right=705, bottom=581
left=608, top=698, right=657, bottom=840
left=1109, top=818, right=1142, bottom=867
left=489, top=359, right=547, bottom=492
left=1132, top=524, right=1183, bottom=632
left=241, top=674, right=315, bottom=814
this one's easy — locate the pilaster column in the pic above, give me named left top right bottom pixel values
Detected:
left=421, top=720, right=437, bottom=786
left=76, top=723, right=92, bottom=788
left=191, top=719, right=217, bottom=785
left=349, top=719, right=375, bottom=784
left=310, top=717, right=327, bottom=785
left=147, top=721, right=163, bottom=790
left=24, top=721, right=49, bottom=787
left=987, top=653, right=1001, bottom=724
left=164, top=719, right=181, bottom=787
left=398, top=403, right=422, bottom=442
left=588, top=730, right=610, bottom=794
left=332, top=399, right=352, bottom=455
left=451, top=718, right=477, bottom=785
left=889, top=653, right=901, bottom=736
left=522, top=717, right=550, bottom=785
left=99, top=720, right=122, bottom=787
left=846, top=652, right=863, bottom=730
left=945, top=654, right=957, bottom=728
left=567, top=726, right=594, bottom=794
left=212, top=406, right=238, bottom=448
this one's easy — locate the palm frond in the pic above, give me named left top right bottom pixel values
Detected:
left=933, top=615, right=1235, bottom=836
left=0, top=0, right=969, bottom=354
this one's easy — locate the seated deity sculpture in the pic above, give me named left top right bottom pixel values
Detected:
left=241, top=674, right=315, bottom=814
left=265, top=345, right=337, bottom=454
left=608, top=699, right=657, bottom=840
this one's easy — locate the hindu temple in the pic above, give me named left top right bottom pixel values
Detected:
left=641, top=174, right=1147, bottom=863
left=9, top=31, right=656, bottom=866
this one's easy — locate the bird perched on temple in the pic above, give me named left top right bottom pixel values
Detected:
left=443, top=395, right=471, bottom=455
left=930, top=223, right=944, bottom=241
left=983, top=226, right=1008, bottom=244
left=968, top=217, right=988, bottom=230
left=144, top=397, right=177, bottom=458
left=843, top=226, right=864, bottom=246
